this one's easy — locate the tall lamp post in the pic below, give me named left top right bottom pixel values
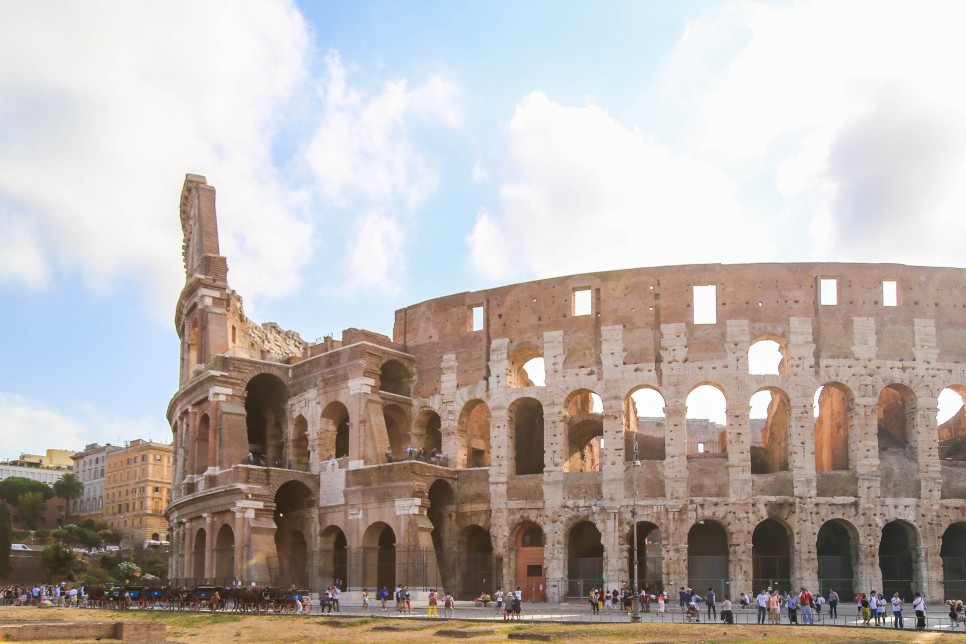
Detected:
left=630, top=435, right=641, bottom=622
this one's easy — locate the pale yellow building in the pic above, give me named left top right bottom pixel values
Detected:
left=104, top=439, right=173, bottom=547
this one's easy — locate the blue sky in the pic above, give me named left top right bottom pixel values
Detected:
left=2, top=0, right=966, bottom=458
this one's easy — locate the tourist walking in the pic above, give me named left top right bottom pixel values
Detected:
left=706, top=587, right=716, bottom=620
left=912, top=592, right=926, bottom=629
left=787, top=591, right=799, bottom=624
left=800, top=588, right=814, bottom=625
left=756, top=588, right=768, bottom=624
left=828, top=589, right=839, bottom=619
left=721, top=597, right=734, bottom=624
left=442, top=591, right=455, bottom=618
left=767, top=590, right=780, bottom=624
left=427, top=588, right=439, bottom=618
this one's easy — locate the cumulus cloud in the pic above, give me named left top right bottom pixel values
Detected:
left=0, top=0, right=312, bottom=317
left=468, top=92, right=768, bottom=282
left=0, top=393, right=161, bottom=458
left=302, top=52, right=461, bottom=288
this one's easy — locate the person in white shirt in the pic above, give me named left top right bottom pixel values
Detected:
left=891, top=592, right=903, bottom=628
left=912, top=592, right=926, bottom=629
left=756, top=589, right=769, bottom=624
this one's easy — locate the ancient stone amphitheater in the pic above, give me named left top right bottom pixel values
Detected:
left=166, top=175, right=965, bottom=603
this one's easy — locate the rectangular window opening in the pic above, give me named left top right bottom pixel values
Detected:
left=469, top=305, right=484, bottom=332
left=693, top=285, right=717, bottom=324
left=820, top=278, right=838, bottom=305
left=526, top=565, right=543, bottom=578
left=573, top=288, right=592, bottom=316
left=883, top=280, right=898, bottom=307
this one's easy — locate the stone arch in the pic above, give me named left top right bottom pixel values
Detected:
left=458, top=525, right=494, bottom=600
left=817, top=518, right=859, bottom=598
left=214, top=523, right=234, bottom=581
left=814, top=382, right=853, bottom=472
left=624, top=386, right=666, bottom=461
left=509, top=344, right=544, bottom=388
left=511, top=520, right=546, bottom=602
left=194, top=413, right=211, bottom=474
left=290, top=414, right=309, bottom=470
left=415, top=407, right=443, bottom=455
left=191, top=527, right=206, bottom=581
left=428, top=479, right=456, bottom=590
left=274, top=480, right=315, bottom=588
left=379, top=359, right=412, bottom=397
left=941, top=522, right=966, bottom=601
left=383, top=403, right=411, bottom=457
left=245, top=373, right=289, bottom=467
left=877, top=384, right=915, bottom=449
left=321, top=401, right=350, bottom=460
left=567, top=521, right=604, bottom=598
left=748, top=335, right=788, bottom=375
left=752, top=518, right=792, bottom=591
left=750, top=387, right=791, bottom=474
left=509, top=397, right=544, bottom=475
left=626, top=521, right=663, bottom=593
left=320, top=524, right=348, bottom=591
left=362, top=522, right=396, bottom=591
left=459, top=400, right=491, bottom=468
left=686, top=383, right=728, bottom=455
left=938, top=385, right=966, bottom=460
left=687, top=520, right=729, bottom=599
left=564, top=389, right=603, bottom=472
left=879, top=519, right=921, bottom=601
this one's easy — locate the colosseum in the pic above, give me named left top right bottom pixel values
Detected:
left=166, top=174, right=966, bottom=604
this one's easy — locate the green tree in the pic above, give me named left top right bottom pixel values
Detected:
left=0, top=501, right=11, bottom=578
left=0, top=477, right=53, bottom=506
left=41, top=542, right=76, bottom=582
left=17, top=491, right=46, bottom=530
left=52, top=472, right=84, bottom=526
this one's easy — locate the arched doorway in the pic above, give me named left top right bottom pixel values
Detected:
left=567, top=521, right=604, bottom=599
left=195, top=414, right=210, bottom=473
left=321, top=401, right=350, bottom=460
left=290, top=415, right=309, bottom=470
left=191, top=527, right=206, bottom=582
left=274, top=480, right=315, bottom=588
left=752, top=519, right=791, bottom=591
left=877, top=385, right=914, bottom=449
left=320, top=526, right=348, bottom=591
left=514, top=523, right=545, bottom=602
left=879, top=520, right=920, bottom=601
left=750, top=389, right=790, bottom=474
left=817, top=519, right=857, bottom=599
left=564, top=390, right=604, bottom=472
left=626, top=522, right=663, bottom=594
left=687, top=521, right=729, bottom=599
left=379, top=360, right=412, bottom=397
left=814, top=384, right=852, bottom=471
left=245, top=374, right=289, bottom=466
left=362, top=522, right=396, bottom=592
left=624, top=387, right=666, bottom=461
left=686, top=385, right=727, bottom=455
left=461, top=400, right=491, bottom=468
left=428, top=480, right=455, bottom=591
left=942, top=523, right=966, bottom=601
left=459, top=526, right=494, bottom=600
left=421, top=410, right=443, bottom=454
left=384, top=404, right=410, bottom=458
left=214, top=524, right=235, bottom=582
left=509, top=398, right=544, bottom=475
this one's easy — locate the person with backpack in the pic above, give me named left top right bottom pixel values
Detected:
left=442, top=591, right=455, bottom=618
left=912, top=592, right=926, bottom=629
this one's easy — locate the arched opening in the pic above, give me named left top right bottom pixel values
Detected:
left=191, top=528, right=206, bottom=581
left=938, top=386, right=966, bottom=461
left=750, top=389, right=790, bottom=474
left=687, top=520, right=729, bottom=599
left=428, top=480, right=455, bottom=591
left=686, top=385, right=727, bottom=455
left=941, top=523, right=966, bottom=601
left=879, top=520, right=920, bottom=601
left=817, top=519, right=857, bottom=599
left=418, top=410, right=443, bottom=455
left=320, top=525, right=348, bottom=591
left=509, top=397, right=544, bottom=475
left=509, top=345, right=544, bottom=388
left=752, top=519, right=791, bottom=591
left=564, top=390, right=604, bottom=472
left=379, top=360, right=411, bottom=397
left=291, top=415, right=309, bottom=470
left=362, top=522, right=396, bottom=592
left=567, top=521, right=604, bottom=599
left=245, top=374, right=289, bottom=467
left=877, top=384, right=914, bottom=450
left=321, top=401, right=350, bottom=460
left=194, top=413, right=210, bottom=474
left=214, top=524, right=234, bottom=582
left=459, top=526, right=494, bottom=600
left=274, top=480, right=315, bottom=588
left=460, top=400, right=491, bottom=468
left=383, top=404, right=410, bottom=458
left=185, top=316, right=199, bottom=376
left=814, top=384, right=852, bottom=471
left=748, top=338, right=787, bottom=375
left=626, top=522, right=662, bottom=594
left=514, top=522, right=545, bottom=602
left=624, top=387, right=666, bottom=461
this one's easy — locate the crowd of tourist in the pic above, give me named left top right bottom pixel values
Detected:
left=0, top=584, right=85, bottom=607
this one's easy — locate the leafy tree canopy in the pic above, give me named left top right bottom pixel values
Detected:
left=17, top=491, right=46, bottom=531
left=0, top=477, right=53, bottom=505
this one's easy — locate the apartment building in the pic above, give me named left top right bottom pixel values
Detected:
left=104, top=439, right=173, bottom=547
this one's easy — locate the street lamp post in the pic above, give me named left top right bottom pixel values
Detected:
left=630, top=435, right=641, bottom=623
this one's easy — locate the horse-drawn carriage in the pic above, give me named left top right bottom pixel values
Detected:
left=257, top=587, right=310, bottom=614
left=187, top=586, right=223, bottom=611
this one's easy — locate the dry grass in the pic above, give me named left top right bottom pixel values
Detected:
left=0, top=606, right=956, bottom=643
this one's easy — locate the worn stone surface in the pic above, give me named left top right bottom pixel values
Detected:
left=166, top=177, right=966, bottom=604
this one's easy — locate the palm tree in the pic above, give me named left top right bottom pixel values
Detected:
left=52, top=473, right=84, bottom=526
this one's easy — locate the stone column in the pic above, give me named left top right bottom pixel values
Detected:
left=544, top=521, right=564, bottom=603
left=664, top=405, right=688, bottom=499
left=233, top=508, right=246, bottom=584
left=788, top=398, right=817, bottom=497
left=663, top=509, right=690, bottom=594
left=600, top=388, right=626, bottom=502
left=852, top=399, right=881, bottom=502
left=727, top=402, right=752, bottom=499
left=543, top=406, right=565, bottom=507
left=602, top=508, right=623, bottom=592
left=730, top=523, right=753, bottom=601
left=203, top=513, right=215, bottom=580
left=914, top=396, right=942, bottom=501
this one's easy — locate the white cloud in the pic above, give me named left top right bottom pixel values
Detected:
left=468, top=92, right=768, bottom=282
left=0, top=0, right=313, bottom=318
left=0, top=393, right=161, bottom=458
left=302, top=51, right=460, bottom=287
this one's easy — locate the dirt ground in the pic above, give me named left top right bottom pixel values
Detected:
left=0, top=606, right=958, bottom=643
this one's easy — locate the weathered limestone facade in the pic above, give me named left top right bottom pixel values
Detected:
left=167, top=175, right=966, bottom=602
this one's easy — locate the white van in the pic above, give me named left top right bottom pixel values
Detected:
left=10, top=544, right=30, bottom=551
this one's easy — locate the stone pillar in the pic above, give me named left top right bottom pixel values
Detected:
left=727, top=402, right=752, bottom=499
left=915, top=396, right=942, bottom=500
left=855, top=520, right=881, bottom=595
left=233, top=508, right=246, bottom=584
left=544, top=520, right=564, bottom=603
left=602, top=508, right=623, bottom=592
left=664, top=405, right=688, bottom=499
left=203, top=513, right=215, bottom=580
left=543, top=406, right=565, bottom=507
left=795, top=513, right=819, bottom=593
left=600, top=388, right=626, bottom=502
left=852, top=399, right=881, bottom=501
left=663, top=509, right=690, bottom=593
left=788, top=398, right=817, bottom=497
left=730, top=523, right=753, bottom=601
